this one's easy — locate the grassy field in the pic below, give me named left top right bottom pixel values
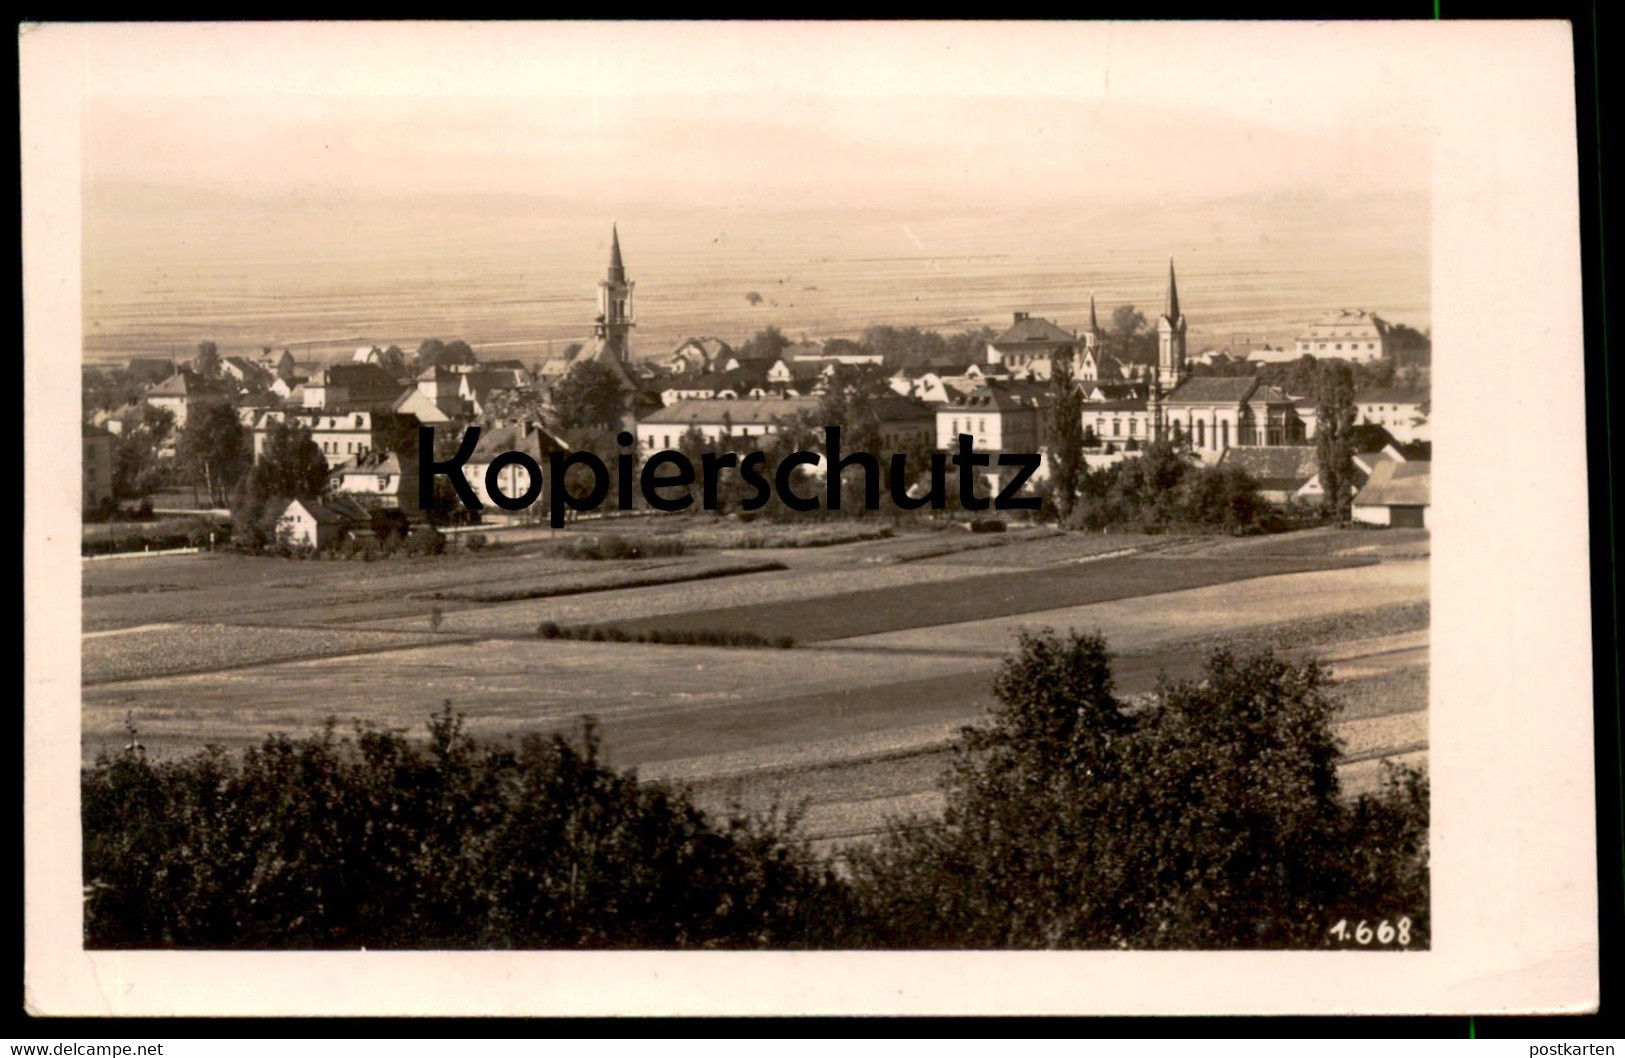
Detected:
left=82, top=623, right=465, bottom=684
left=81, top=548, right=783, bottom=631
left=830, top=561, right=1427, bottom=656
left=81, top=525, right=1430, bottom=847
left=355, top=560, right=1009, bottom=635
left=600, top=553, right=1375, bottom=644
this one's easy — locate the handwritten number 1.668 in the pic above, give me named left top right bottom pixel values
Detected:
left=1328, top=917, right=1412, bottom=946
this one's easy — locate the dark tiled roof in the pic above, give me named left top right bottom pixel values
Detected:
left=992, top=316, right=1079, bottom=346
left=1218, top=445, right=1320, bottom=488
left=871, top=396, right=936, bottom=422
left=468, top=423, right=568, bottom=463
left=942, top=380, right=1053, bottom=412
left=1355, top=388, right=1425, bottom=405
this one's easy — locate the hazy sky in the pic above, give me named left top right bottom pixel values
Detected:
left=77, top=21, right=1435, bottom=210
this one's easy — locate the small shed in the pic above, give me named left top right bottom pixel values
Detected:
left=1352, top=460, right=1430, bottom=528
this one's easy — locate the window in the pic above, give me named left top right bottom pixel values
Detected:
left=1195, top=419, right=1205, bottom=447
left=1129, top=419, right=1138, bottom=436
left=978, top=417, right=987, bottom=434
left=1113, top=420, right=1121, bottom=437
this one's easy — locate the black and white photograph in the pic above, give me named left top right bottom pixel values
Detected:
left=23, top=20, right=1599, bottom=1017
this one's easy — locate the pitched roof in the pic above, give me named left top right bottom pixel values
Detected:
left=1163, top=377, right=1295, bottom=405
left=312, top=363, right=406, bottom=401
left=461, top=369, right=520, bottom=401
left=284, top=496, right=371, bottom=525
left=1354, top=460, right=1430, bottom=507
left=1299, top=309, right=1389, bottom=341
left=640, top=397, right=822, bottom=426
left=332, top=449, right=406, bottom=477
left=1218, top=446, right=1320, bottom=489
left=992, top=315, right=1078, bottom=347
left=1164, top=377, right=1259, bottom=404
left=782, top=340, right=827, bottom=360
left=942, top=380, right=1053, bottom=412
left=870, top=395, right=936, bottom=422
left=126, top=358, right=177, bottom=382
left=1355, top=388, right=1426, bottom=405
left=147, top=369, right=211, bottom=397
left=468, top=423, right=568, bottom=463
left=1085, top=383, right=1145, bottom=402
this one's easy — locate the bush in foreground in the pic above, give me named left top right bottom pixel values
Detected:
left=842, top=631, right=1430, bottom=949
left=82, top=636, right=1426, bottom=950
left=83, top=708, right=848, bottom=949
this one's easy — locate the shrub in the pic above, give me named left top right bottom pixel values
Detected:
left=843, top=631, right=1429, bottom=949
left=82, top=709, right=853, bottom=949
left=465, top=533, right=489, bottom=553
left=530, top=623, right=784, bottom=649
left=968, top=518, right=1007, bottom=533
left=408, top=525, right=447, bottom=556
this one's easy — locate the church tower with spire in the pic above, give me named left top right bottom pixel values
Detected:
left=594, top=223, right=636, bottom=363
left=1156, top=258, right=1188, bottom=390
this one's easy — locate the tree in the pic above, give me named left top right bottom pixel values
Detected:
left=1046, top=352, right=1086, bottom=520
left=231, top=420, right=328, bottom=548
left=380, top=345, right=408, bottom=375
left=859, top=325, right=949, bottom=374
left=549, top=360, right=628, bottom=433
left=736, top=326, right=790, bottom=361
left=82, top=366, right=145, bottom=415
left=112, top=405, right=175, bottom=501
left=193, top=341, right=221, bottom=381
left=1315, top=361, right=1358, bottom=524
left=441, top=340, right=477, bottom=367
left=1111, top=304, right=1148, bottom=337
left=373, top=411, right=423, bottom=461
left=176, top=402, right=250, bottom=507
left=818, top=363, right=892, bottom=454
left=82, top=709, right=854, bottom=949
left=845, top=631, right=1430, bottom=949
left=414, top=339, right=446, bottom=373
left=942, top=326, right=999, bottom=369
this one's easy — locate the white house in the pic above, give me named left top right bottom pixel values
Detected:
left=1355, top=389, right=1429, bottom=443
left=1294, top=310, right=1392, bottom=363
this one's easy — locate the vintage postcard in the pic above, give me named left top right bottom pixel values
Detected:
left=23, top=21, right=1598, bottom=1016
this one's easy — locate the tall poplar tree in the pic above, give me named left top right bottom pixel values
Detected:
left=1315, top=361, right=1358, bottom=524
left=1047, top=351, right=1086, bottom=520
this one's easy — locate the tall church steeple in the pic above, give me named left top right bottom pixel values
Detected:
left=1156, top=257, right=1187, bottom=390
left=595, top=222, right=635, bottom=362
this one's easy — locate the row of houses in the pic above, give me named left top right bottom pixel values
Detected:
left=89, top=226, right=1428, bottom=544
